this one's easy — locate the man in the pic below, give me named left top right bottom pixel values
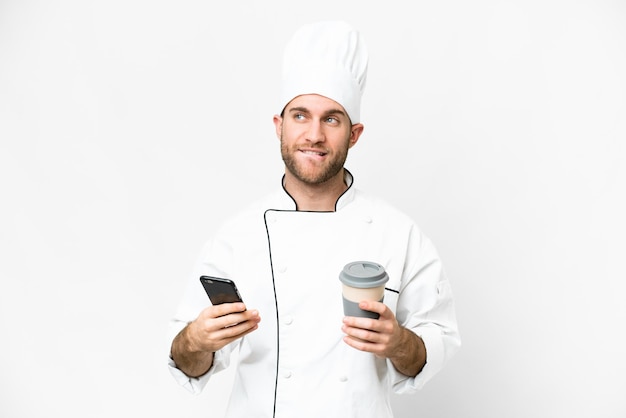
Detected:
left=168, top=21, right=460, bottom=418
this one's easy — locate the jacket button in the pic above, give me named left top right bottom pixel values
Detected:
left=283, top=315, right=294, bottom=325
left=282, top=370, right=292, bottom=379
left=339, top=375, right=348, bottom=382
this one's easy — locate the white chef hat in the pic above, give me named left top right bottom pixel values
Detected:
left=279, top=21, right=368, bottom=123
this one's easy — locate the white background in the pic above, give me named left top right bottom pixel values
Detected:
left=1, top=1, right=625, bottom=417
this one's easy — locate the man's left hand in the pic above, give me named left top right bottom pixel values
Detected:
left=341, top=301, right=426, bottom=377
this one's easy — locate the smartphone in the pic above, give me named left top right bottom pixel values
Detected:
left=199, top=276, right=244, bottom=305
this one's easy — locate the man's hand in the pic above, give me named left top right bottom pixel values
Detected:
left=171, top=303, right=260, bottom=378
left=341, top=301, right=426, bottom=377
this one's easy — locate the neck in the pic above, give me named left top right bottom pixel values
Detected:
left=283, top=169, right=348, bottom=211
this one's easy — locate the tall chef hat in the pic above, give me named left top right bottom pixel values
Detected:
left=279, top=21, right=369, bottom=124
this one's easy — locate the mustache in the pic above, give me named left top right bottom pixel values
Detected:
left=280, top=139, right=330, bottom=153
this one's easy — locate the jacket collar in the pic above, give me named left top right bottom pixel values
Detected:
left=278, top=169, right=356, bottom=212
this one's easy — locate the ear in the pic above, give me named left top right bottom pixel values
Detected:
left=348, top=123, right=364, bottom=148
left=273, top=115, right=283, bottom=139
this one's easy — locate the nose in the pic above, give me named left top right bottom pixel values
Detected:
left=305, top=121, right=325, bottom=144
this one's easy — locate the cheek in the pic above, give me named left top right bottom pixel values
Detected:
left=281, top=123, right=305, bottom=141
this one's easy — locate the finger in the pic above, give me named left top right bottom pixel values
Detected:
left=197, top=303, right=247, bottom=326
left=343, top=323, right=382, bottom=343
left=343, top=334, right=383, bottom=355
left=193, top=311, right=260, bottom=352
left=213, top=315, right=260, bottom=341
left=343, top=313, right=383, bottom=333
left=358, top=301, right=387, bottom=316
left=214, top=309, right=260, bottom=329
left=208, top=302, right=247, bottom=317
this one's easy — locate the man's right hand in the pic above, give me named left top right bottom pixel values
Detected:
left=170, top=303, right=261, bottom=378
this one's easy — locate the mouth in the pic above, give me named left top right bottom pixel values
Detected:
left=299, top=149, right=328, bottom=157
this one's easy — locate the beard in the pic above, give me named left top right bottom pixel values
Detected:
left=280, top=136, right=350, bottom=185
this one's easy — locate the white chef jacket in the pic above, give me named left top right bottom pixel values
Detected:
left=168, top=172, right=460, bottom=418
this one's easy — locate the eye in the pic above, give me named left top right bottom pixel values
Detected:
left=325, top=116, right=339, bottom=124
left=294, top=113, right=305, bottom=120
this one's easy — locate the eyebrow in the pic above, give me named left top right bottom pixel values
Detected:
left=288, top=106, right=347, bottom=118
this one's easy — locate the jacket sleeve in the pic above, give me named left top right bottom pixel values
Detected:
left=167, top=320, right=238, bottom=394
left=166, top=237, right=239, bottom=394
left=389, top=225, right=461, bottom=393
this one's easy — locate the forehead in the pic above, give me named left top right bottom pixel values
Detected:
left=285, top=94, right=348, bottom=116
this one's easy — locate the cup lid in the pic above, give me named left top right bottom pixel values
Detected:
left=339, top=261, right=389, bottom=288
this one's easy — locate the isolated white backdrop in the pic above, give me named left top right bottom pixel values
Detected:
left=1, top=1, right=625, bottom=417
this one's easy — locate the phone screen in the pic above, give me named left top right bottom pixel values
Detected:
left=199, top=276, right=244, bottom=305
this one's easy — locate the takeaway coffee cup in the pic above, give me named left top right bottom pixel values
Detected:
left=339, top=261, right=389, bottom=319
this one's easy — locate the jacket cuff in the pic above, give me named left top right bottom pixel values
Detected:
left=167, top=349, right=230, bottom=395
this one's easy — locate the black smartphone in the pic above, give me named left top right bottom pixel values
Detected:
left=199, top=276, right=244, bottom=305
